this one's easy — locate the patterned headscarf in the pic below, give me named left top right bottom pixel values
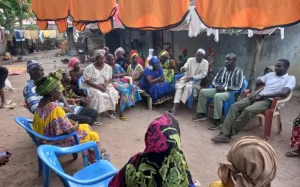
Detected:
left=158, top=50, right=169, bottom=58
left=35, top=72, right=61, bottom=96
left=27, top=60, right=40, bottom=72
left=93, top=49, right=106, bottom=60
left=129, top=50, right=139, bottom=60
left=218, top=136, right=277, bottom=187
left=68, top=57, right=80, bottom=68
left=115, top=47, right=125, bottom=58
left=109, top=113, right=194, bottom=187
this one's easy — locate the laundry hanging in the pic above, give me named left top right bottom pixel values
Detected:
left=195, top=0, right=300, bottom=30
left=70, top=0, right=116, bottom=34
left=32, top=0, right=69, bottom=33
left=118, top=0, right=189, bottom=30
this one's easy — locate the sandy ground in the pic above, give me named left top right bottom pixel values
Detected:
left=0, top=50, right=300, bottom=187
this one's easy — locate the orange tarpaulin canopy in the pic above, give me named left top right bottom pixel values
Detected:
left=196, top=0, right=300, bottom=30
left=118, top=0, right=189, bottom=30
left=32, top=0, right=69, bottom=33
left=32, top=0, right=116, bottom=34
left=70, top=0, right=116, bottom=33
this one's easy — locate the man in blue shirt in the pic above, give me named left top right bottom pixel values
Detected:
left=23, top=60, right=99, bottom=126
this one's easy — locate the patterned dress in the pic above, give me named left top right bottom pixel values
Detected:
left=111, top=64, right=142, bottom=111
left=109, top=113, right=195, bottom=187
left=33, top=102, right=100, bottom=162
left=127, top=63, right=143, bottom=86
left=82, top=64, right=119, bottom=113
left=290, top=116, right=300, bottom=148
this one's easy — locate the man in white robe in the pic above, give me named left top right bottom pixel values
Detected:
left=170, top=49, right=208, bottom=114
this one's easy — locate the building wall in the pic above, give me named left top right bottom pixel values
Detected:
left=173, top=25, right=300, bottom=87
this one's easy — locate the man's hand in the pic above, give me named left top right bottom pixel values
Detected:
left=249, top=92, right=256, bottom=102
left=181, top=67, right=187, bottom=73
left=216, top=85, right=225, bottom=92
left=254, top=95, right=265, bottom=102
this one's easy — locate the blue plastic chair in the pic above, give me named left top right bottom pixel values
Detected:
left=14, top=116, right=79, bottom=176
left=38, top=142, right=118, bottom=187
left=207, top=78, right=248, bottom=117
left=174, top=73, right=200, bottom=109
left=78, top=76, right=88, bottom=95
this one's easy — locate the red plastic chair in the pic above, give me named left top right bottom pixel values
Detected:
left=242, top=88, right=292, bottom=140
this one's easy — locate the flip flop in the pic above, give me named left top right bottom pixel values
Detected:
left=167, top=108, right=177, bottom=115
left=93, top=121, right=103, bottom=126
left=120, top=116, right=128, bottom=121
left=285, top=150, right=300, bottom=157
left=108, top=114, right=115, bottom=119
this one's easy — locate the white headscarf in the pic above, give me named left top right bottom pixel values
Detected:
left=147, top=49, right=154, bottom=61
left=197, top=48, right=206, bottom=55
left=115, top=47, right=125, bottom=58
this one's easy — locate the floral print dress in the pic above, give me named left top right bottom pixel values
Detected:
left=33, top=102, right=100, bottom=162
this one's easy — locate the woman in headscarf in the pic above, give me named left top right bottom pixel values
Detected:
left=107, top=54, right=142, bottom=121
left=145, top=49, right=154, bottom=67
left=166, top=47, right=179, bottom=73
left=210, top=136, right=277, bottom=187
left=286, top=114, right=300, bottom=157
left=68, top=57, right=84, bottom=96
left=127, top=52, right=144, bottom=86
left=60, top=69, right=88, bottom=106
left=159, top=50, right=175, bottom=83
left=33, top=73, right=101, bottom=163
left=82, top=49, right=119, bottom=117
left=205, top=47, right=215, bottom=79
left=140, top=56, right=174, bottom=105
left=130, top=49, right=145, bottom=68
left=115, top=47, right=130, bottom=71
left=109, top=113, right=195, bottom=187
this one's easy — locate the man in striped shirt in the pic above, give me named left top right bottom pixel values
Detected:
left=193, top=53, right=244, bottom=129
left=23, top=60, right=99, bottom=126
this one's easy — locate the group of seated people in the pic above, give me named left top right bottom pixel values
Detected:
left=19, top=45, right=300, bottom=186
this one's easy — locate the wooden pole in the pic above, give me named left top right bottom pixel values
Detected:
left=248, top=35, right=265, bottom=87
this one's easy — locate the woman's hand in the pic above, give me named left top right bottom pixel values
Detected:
left=63, top=107, right=74, bottom=114
left=167, top=69, right=172, bottom=76
left=97, top=85, right=107, bottom=92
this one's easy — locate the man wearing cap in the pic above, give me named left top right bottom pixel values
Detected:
left=193, top=53, right=244, bottom=130
left=170, top=49, right=209, bottom=114
left=23, top=60, right=99, bottom=126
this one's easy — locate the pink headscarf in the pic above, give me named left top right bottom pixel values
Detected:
left=68, top=58, right=80, bottom=68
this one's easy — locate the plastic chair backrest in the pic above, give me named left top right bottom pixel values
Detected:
left=38, top=145, right=65, bottom=173
left=38, top=142, right=117, bottom=185
left=14, top=116, right=41, bottom=146
left=78, top=76, right=84, bottom=88
left=241, top=79, right=248, bottom=92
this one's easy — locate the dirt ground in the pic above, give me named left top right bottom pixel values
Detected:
left=0, top=50, right=299, bottom=187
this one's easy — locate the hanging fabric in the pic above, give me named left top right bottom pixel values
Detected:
left=70, top=0, right=116, bottom=34
left=118, top=0, right=189, bottom=30
left=186, top=6, right=207, bottom=37
left=195, top=0, right=300, bottom=30
left=32, top=0, right=69, bottom=32
left=14, top=30, right=25, bottom=42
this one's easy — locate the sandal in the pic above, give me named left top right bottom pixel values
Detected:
left=120, top=116, right=128, bottom=121
left=285, top=150, right=300, bottom=157
left=93, top=121, right=103, bottom=126
left=108, top=114, right=115, bottom=119
left=167, top=108, right=177, bottom=115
